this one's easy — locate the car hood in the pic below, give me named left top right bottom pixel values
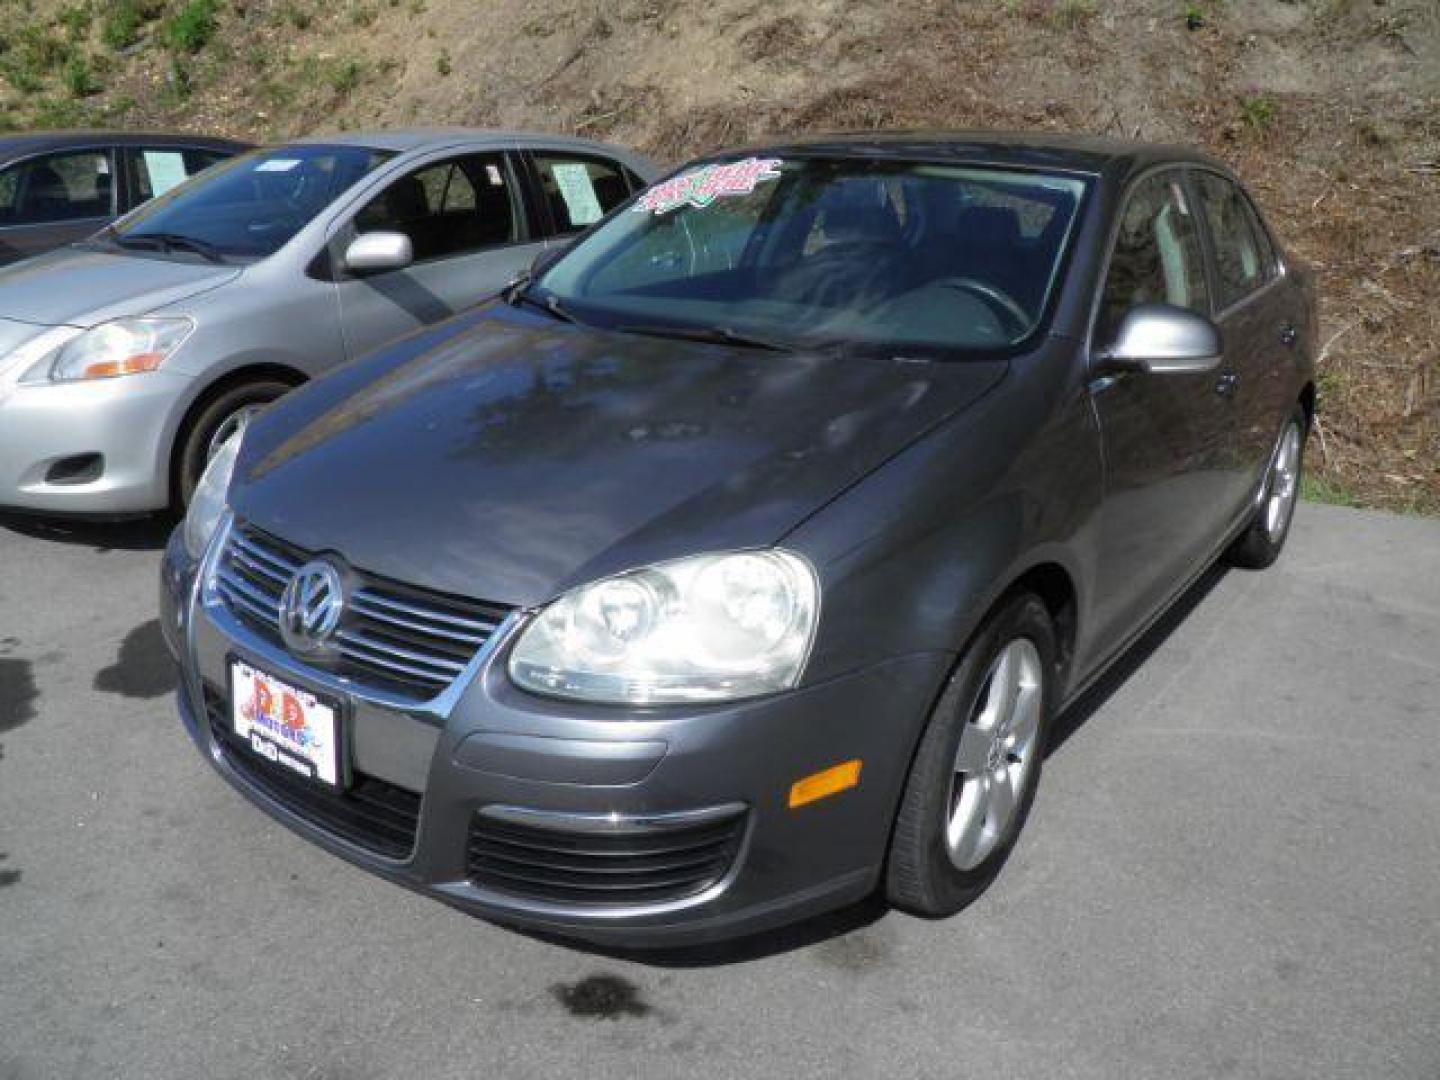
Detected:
left=232, top=307, right=1008, bottom=607
left=0, top=246, right=240, bottom=328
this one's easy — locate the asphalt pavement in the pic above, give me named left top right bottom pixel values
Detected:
left=0, top=502, right=1436, bottom=1080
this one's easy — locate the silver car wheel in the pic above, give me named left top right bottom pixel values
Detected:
left=207, top=405, right=263, bottom=462
left=946, top=638, right=1044, bottom=871
left=1265, top=421, right=1302, bottom=542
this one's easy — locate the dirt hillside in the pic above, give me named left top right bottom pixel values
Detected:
left=2, top=0, right=1437, bottom=512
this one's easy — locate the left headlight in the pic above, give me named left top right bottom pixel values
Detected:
left=182, top=425, right=243, bottom=560
left=509, top=550, right=820, bottom=705
left=22, top=317, right=194, bottom=383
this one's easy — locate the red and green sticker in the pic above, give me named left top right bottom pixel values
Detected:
left=634, top=157, right=784, bottom=215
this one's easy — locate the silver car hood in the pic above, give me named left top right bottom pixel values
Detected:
left=0, top=246, right=240, bottom=328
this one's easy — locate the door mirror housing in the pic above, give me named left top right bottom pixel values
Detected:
left=1096, top=303, right=1222, bottom=375
left=344, top=231, right=413, bottom=274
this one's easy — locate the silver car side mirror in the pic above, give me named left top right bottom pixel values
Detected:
left=344, top=231, right=413, bottom=274
left=1097, top=303, right=1222, bottom=375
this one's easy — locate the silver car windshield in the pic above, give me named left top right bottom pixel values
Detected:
left=537, top=157, right=1090, bottom=355
left=110, top=144, right=395, bottom=260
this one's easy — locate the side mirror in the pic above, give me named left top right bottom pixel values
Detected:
left=344, top=230, right=413, bottom=274
left=1096, top=303, right=1222, bottom=375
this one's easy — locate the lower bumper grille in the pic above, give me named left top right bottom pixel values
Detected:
left=466, top=806, right=747, bottom=908
left=203, top=686, right=421, bottom=860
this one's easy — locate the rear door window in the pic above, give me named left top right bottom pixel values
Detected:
left=1193, top=171, right=1273, bottom=309
left=128, top=147, right=234, bottom=204
left=531, top=154, right=635, bottom=234
left=1096, top=170, right=1210, bottom=345
left=352, top=153, right=522, bottom=263
left=0, top=149, right=115, bottom=226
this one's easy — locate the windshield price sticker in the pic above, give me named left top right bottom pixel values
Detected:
left=634, top=157, right=783, bottom=215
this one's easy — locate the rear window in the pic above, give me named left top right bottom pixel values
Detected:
left=533, top=155, right=635, bottom=233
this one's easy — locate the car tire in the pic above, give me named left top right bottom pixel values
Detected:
left=174, top=379, right=293, bottom=511
left=885, top=592, right=1057, bottom=918
left=1225, top=405, right=1307, bottom=571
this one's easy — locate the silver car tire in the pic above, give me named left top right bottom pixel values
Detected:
left=1226, top=403, right=1307, bottom=570
left=173, top=378, right=297, bottom=511
left=886, top=592, right=1057, bottom=918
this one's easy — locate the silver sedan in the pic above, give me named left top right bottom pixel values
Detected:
left=0, top=129, right=657, bottom=515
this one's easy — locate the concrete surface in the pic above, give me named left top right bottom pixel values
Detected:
left=0, top=502, right=1436, bottom=1080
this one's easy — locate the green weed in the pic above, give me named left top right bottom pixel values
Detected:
left=63, top=53, right=100, bottom=96
left=164, top=0, right=220, bottom=53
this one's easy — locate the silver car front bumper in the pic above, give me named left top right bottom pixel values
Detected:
left=0, top=370, right=194, bottom=513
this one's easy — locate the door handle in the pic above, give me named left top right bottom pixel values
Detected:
left=1214, top=371, right=1240, bottom=397
left=1279, top=324, right=1298, bottom=347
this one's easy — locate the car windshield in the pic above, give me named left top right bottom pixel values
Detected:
left=109, top=144, right=395, bottom=260
left=535, top=156, right=1089, bottom=355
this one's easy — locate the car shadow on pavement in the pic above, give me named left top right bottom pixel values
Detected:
left=533, top=562, right=1233, bottom=968
left=0, top=511, right=172, bottom=552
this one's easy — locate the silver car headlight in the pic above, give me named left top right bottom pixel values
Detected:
left=22, top=317, right=194, bottom=383
left=509, top=550, right=820, bottom=705
left=183, top=427, right=243, bottom=560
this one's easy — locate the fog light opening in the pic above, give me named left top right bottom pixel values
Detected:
left=788, top=759, right=862, bottom=809
left=44, top=453, right=104, bottom=486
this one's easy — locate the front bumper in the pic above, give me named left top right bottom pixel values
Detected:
left=162, top=524, right=950, bottom=947
left=0, top=371, right=194, bottom=513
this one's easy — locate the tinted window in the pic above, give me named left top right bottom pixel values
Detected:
left=130, top=147, right=233, bottom=202
left=533, top=155, right=633, bottom=233
left=113, top=145, right=393, bottom=259
left=1193, top=172, right=1272, bottom=308
left=0, top=150, right=114, bottom=226
left=537, top=158, right=1088, bottom=354
left=354, top=153, right=519, bottom=262
left=1097, top=170, right=1210, bottom=345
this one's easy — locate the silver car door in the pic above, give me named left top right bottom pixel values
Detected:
left=330, top=151, right=541, bottom=362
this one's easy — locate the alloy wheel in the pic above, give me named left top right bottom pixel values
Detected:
left=207, top=404, right=264, bottom=462
left=1265, top=422, right=1302, bottom=542
left=946, top=638, right=1044, bottom=871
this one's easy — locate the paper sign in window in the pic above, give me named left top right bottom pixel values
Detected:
left=142, top=151, right=189, bottom=196
left=551, top=164, right=604, bottom=227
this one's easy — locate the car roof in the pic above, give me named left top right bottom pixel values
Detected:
left=284, top=127, right=642, bottom=156
left=0, top=130, right=249, bottom=162
left=712, top=129, right=1228, bottom=180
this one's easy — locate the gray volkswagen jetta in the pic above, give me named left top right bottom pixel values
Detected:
left=162, top=133, right=1316, bottom=946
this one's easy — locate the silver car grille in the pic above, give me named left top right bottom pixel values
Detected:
left=214, top=520, right=512, bottom=700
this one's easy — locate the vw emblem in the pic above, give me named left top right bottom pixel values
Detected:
left=278, top=560, right=346, bottom=654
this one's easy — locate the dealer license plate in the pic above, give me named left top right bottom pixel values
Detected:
left=229, top=659, right=341, bottom=789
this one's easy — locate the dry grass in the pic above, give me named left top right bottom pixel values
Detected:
left=0, top=0, right=1436, bottom=511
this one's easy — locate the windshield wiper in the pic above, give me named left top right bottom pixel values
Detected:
left=614, top=324, right=795, bottom=352
left=507, top=285, right=576, bottom=325
left=114, top=232, right=226, bottom=264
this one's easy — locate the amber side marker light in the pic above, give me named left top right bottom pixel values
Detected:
left=788, top=759, right=862, bottom=809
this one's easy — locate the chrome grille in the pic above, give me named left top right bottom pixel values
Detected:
left=214, top=521, right=512, bottom=700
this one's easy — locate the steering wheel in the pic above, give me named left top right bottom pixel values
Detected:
left=937, top=277, right=1031, bottom=337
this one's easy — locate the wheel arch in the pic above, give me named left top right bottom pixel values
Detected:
left=1299, top=380, right=1316, bottom=429
left=167, top=362, right=308, bottom=505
